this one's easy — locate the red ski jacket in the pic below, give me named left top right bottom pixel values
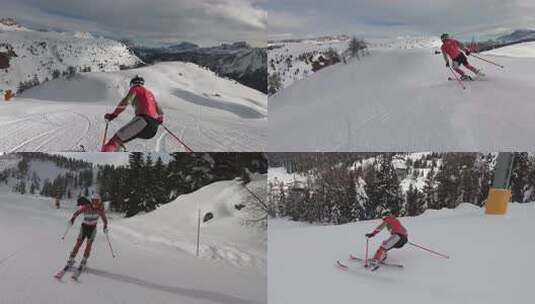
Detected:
left=71, top=205, right=108, bottom=227
left=112, top=85, right=163, bottom=119
left=441, top=38, right=464, bottom=59
left=372, top=215, right=407, bottom=236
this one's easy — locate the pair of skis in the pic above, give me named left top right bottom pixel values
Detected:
left=54, top=260, right=87, bottom=281
left=336, top=254, right=403, bottom=272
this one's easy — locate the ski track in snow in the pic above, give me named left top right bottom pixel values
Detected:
left=269, top=43, right=535, bottom=151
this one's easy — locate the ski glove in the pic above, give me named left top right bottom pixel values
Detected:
left=156, top=115, right=164, bottom=125
left=69, top=218, right=74, bottom=225
left=445, top=62, right=450, bottom=68
left=365, top=232, right=375, bottom=238
left=103, top=227, right=109, bottom=234
left=465, top=51, right=471, bottom=56
left=104, top=113, right=117, bottom=121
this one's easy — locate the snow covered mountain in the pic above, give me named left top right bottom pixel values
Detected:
left=0, top=18, right=142, bottom=94
left=269, top=202, right=535, bottom=304
left=0, top=176, right=266, bottom=303
left=269, top=39, right=535, bottom=151
left=133, top=42, right=267, bottom=93
left=268, top=35, right=352, bottom=93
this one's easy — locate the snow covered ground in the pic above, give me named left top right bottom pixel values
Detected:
left=269, top=203, right=535, bottom=304
left=269, top=39, right=535, bottom=151
left=0, top=179, right=266, bottom=304
left=0, top=62, right=267, bottom=152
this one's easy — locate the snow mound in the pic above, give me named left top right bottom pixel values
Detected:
left=484, top=41, right=535, bottom=58
left=269, top=202, right=535, bottom=304
left=115, top=178, right=266, bottom=270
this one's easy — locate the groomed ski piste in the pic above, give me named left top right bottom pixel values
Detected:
left=269, top=203, right=535, bottom=304
left=0, top=178, right=266, bottom=304
left=269, top=37, right=535, bottom=151
left=0, top=62, right=267, bottom=152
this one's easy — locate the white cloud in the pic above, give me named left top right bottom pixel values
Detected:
left=266, top=0, right=535, bottom=38
left=0, top=0, right=267, bottom=46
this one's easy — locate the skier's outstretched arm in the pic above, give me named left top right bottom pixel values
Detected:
left=98, top=209, right=108, bottom=231
left=156, top=101, right=164, bottom=124
left=70, top=206, right=87, bottom=224
left=366, top=221, right=386, bottom=238
left=105, top=91, right=135, bottom=121
left=442, top=52, right=449, bottom=66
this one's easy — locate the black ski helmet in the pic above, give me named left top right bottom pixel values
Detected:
left=381, top=209, right=392, bottom=217
left=440, top=33, right=449, bottom=40
left=77, top=197, right=90, bottom=206
left=130, top=75, right=144, bottom=86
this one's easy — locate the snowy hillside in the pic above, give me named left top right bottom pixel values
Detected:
left=0, top=153, right=94, bottom=196
left=268, top=35, right=351, bottom=91
left=269, top=39, right=535, bottom=151
left=484, top=41, right=535, bottom=58
left=117, top=177, right=267, bottom=269
left=0, top=18, right=141, bottom=93
left=0, top=61, right=267, bottom=152
left=269, top=203, right=535, bottom=304
left=267, top=35, right=440, bottom=93
left=134, top=42, right=267, bottom=93
left=0, top=179, right=266, bottom=303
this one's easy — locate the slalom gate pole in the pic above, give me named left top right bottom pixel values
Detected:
left=449, top=67, right=466, bottom=90
left=61, top=222, right=72, bottom=240
left=162, top=125, right=194, bottom=153
left=105, top=231, right=116, bottom=258
left=409, top=241, right=450, bottom=259
left=365, top=237, right=369, bottom=267
left=102, top=121, right=109, bottom=149
left=470, top=54, right=505, bottom=69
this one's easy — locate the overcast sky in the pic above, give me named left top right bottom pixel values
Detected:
left=267, top=0, right=535, bottom=40
left=0, top=0, right=267, bottom=47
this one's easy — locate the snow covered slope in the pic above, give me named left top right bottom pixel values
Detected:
left=0, top=179, right=266, bottom=303
left=116, top=177, right=267, bottom=269
left=269, top=40, right=535, bottom=151
left=0, top=19, right=141, bottom=93
left=0, top=61, right=267, bottom=152
left=484, top=41, right=535, bottom=58
left=269, top=203, right=535, bottom=304
left=268, top=35, right=351, bottom=91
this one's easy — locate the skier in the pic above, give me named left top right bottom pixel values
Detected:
left=365, top=209, right=408, bottom=269
left=440, top=33, right=484, bottom=80
left=58, top=194, right=108, bottom=279
left=101, top=75, right=164, bottom=152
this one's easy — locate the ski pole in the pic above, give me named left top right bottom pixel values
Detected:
left=162, top=125, right=194, bottom=153
left=105, top=231, right=116, bottom=258
left=470, top=53, right=505, bottom=69
left=364, top=237, right=369, bottom=268
left=409, top=241, right=450, bottom=259
left=448, top=67, right=466, bottom=90
left=61, top=222, right=72, bottom=240
left=102, top=121, right=110, bottom=149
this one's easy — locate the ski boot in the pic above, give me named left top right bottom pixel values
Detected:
left=54, top=257, right=75, bottom=280
left=460, top=75, right=472, bottom=81
left=72, top=257, right=87, bottom=281
left=368, top=259, right=381, bottom=271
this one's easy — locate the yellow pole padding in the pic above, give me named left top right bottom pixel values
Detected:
left=485, top=188, right=511, bottom=215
